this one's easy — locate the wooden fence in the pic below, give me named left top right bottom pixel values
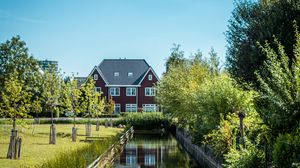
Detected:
left=175, top=128, right=222, bottom=168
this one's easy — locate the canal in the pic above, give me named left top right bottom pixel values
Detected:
left=113, top=133, right=200, bottom=168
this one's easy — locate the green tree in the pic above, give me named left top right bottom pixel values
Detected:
left=80, top=77, right=98, bottom=136
left=41, top=70, right=62, bottom=144
left=63, top=77, right=82, bottom=141
left=93, top=93, right=105, bottom=131
left=256, top=30, right=300, bottom=137
left=226, top=0, right=300, bottom=84
left=165, top=44, right=186, bottom=73
left=0, top=71, right=32, bottom=159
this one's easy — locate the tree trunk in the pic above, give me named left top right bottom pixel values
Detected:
left=105, top=119, right=108, bottom=128
left=49, top=124, right=56, bottom=144
left=239, top=116, right=245, bottom=149
left=72, top=127, right=77, bottom=142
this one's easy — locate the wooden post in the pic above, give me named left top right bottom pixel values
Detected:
left=105, top=119, right=108, bottom=128
left=96, top=120, right=100, bottom=131
left=17, top=138, right=22, bottom=159
left=7, top=129, right=18, bottom=159
left=72, top=127, right=77, bottom=142
left=110, top=118, right=113, bottom=127
left=86, top=123, right=91, bottom=136
left=49, top=124, right=56, bottom=144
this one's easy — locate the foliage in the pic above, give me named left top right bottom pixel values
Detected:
left=0, top=71, right=32, bottom=129
left=165, top=44, right=186, bottom=73
left=256, top=30, right=300, bottom=137
left=194, top=73, right=258, bottom=143
left=41, top=69, right=62, bottom=122
left=106, top=96, right=115, bottom=116
left=0, top=36, right=40, bottom=93
left=226, top=0, right=300, bottom=84
left=223, top=144, right=265, bottom=168
left=272, top=133, right=300, bottom=168
left=79, top=77, right=98, bottom=120
left=124, top=112, right=170, bottom=130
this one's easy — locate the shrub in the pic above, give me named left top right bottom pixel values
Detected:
left=125, top=112, right=170, bottom=130
left=273, top=133, right=300, bottom=168
left=224, top=144, right=265, bottom=168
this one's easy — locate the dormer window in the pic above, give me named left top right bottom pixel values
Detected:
left=128, top=72, right=133, bottom=77
left=94, top=74, right=98, bottom=80
left=148, top=74, right=152, bottom=81
left=114, top=72, right=119, bottom=77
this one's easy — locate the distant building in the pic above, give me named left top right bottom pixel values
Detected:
left=79, top=59, right=160, bottom=113
left=39, top=60, right=58, bottom=72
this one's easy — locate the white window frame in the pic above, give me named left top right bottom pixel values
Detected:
left=148, top=74, right=152, bottom=80
left=109, top=87, right=120, bottom=96
left=126, top=87, right=136, bottom=96
left=143, top=104, right=156, bottom=112
left=114, top=104, right=121, bottom=114
left=94, top=87, right=101, bottom=92
left=126, top=104, right=137, bottom=112
left=114, top=72, right=119, bottom=77
left=94, top=74, right=98, bottom=80
left=145, top=87, right=155, bottom=96
left=127, top=72, right=133, bottom=77
left=144, top=154, right=156, bottom=166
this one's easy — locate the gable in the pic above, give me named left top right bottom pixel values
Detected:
left=138, top=67, right=159, bottom=85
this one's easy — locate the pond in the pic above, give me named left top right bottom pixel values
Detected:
left=113, top=133, right=200, bottom=168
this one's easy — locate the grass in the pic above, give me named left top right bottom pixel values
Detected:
left=0, top=124, right=123, bottom=168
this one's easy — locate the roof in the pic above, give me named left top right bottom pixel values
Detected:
left=98, top=59, right=150, bottom=85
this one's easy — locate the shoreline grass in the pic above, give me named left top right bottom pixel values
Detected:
left=0, top=124, right=123, bottom=168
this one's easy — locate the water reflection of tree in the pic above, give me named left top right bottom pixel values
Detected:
left=161, top=143, right=197, bottom=168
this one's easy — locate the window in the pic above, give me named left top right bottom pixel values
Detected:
left=126, top=87, right=136, bottom=96
left=144, top=154, right=156, bottom=166
left=148, top=74, right=152, bottom=80
left=143, top=104, right=156, bottom=112
left=109, top=87, right=120, bottom=96
left=114, top=72, right=119, bottom=77
left=126, top=104, right=137, bottom=112
left=94, top=74, right=98, bottom=80
left=94, top=87, right=101, bottom=92
left=127, top=72, right=133, bottom=77
left=114, top=104, right=121, bottom=114
left=145, top=87, right=155, bottom=96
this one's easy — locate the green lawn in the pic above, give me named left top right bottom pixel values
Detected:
left=0, top=124, right=123, bottom=168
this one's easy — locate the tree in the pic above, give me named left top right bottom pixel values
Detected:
left=63, top=77, right=82, bottom=141
left=80, top=77, right=98, bottom=136
left=0, top=71, right=32, bottom=159
left=165, top=44, right=186, bottom=73
left=106, top=96, right=115, bottom=127
left=93, top=93, right=105, bottom=131
left=41, top=69, right=62, bottom=144
left=226, top=0, right=300, bottom=84
left=256, top=31, right=300, bottom=137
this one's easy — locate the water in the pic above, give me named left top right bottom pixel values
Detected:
left=113, top=133, right=200, bottom=168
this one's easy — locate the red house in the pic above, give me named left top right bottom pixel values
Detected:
left=78, top=59, right=159, bottom=113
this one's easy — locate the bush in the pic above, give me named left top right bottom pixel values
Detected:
left=273, top=133, right=300, bottom=168
left=224, top=144, right=265, bottom=168
left=124, top=112, right=170, bottom=130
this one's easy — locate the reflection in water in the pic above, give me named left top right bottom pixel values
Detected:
left=113, top=134, right=200, bottom=168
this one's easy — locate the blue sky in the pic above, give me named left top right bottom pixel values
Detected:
left=0, top=0, right=234, bottom=77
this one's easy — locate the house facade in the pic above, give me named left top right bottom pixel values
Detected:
left=79, top=59, right=159, bottom=113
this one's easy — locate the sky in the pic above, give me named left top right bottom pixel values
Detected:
left=0, top=0, right=235, bottom=77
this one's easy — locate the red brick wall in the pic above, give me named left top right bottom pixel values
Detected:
left=138, top=69, right=158, bottom=108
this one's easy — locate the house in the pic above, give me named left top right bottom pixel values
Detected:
left=78, top=59, right=159, bottom=113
